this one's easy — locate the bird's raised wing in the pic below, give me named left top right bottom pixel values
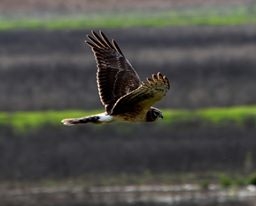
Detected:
left=111, top=73, right=170, bottom=115
left=86, top=30, right=141, bottom=113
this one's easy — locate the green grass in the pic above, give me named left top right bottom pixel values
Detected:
left=165, top=105, right=256, bottom=127
left=0, top=6, right=255, bottom=30
left=0, top=110, right=98, bottom=132
left=0, top=105, right=256, bottom=132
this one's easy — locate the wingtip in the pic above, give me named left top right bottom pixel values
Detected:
left=146, top=72, right=171, bottom=90
left=157, top=72, right=164, bottom=79
left=90, top=29, right=97, bottom=34
left=85, top=33, right=91, bottom=44
left=164, top=76, right=170, bottom=89
left=91, top=30, right=97, bottom=36
left=86, top=30, right=98, bottom=42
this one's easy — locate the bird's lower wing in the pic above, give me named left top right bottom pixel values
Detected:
left=111, top=73, right=170, bottom=115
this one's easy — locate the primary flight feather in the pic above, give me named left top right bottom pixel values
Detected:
left=61, top=30, right=170, bottom=125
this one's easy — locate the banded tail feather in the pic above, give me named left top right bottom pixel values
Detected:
left=61, top=113, right=113, bottom=126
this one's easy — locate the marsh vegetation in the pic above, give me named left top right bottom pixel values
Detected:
left=0, top=1, right=256, bottom=205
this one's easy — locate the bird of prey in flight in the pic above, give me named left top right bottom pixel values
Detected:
left=61, top=30, right=170, bottom=125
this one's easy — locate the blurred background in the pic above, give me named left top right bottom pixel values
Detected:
left=0, top=0, right=256, bottom=205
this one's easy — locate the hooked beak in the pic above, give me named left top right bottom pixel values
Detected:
left=159, top=113, right=163, bottom=119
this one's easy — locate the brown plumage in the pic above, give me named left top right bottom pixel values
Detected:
left=61, top=30, right=170, bottom=125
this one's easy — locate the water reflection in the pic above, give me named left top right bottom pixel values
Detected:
left=2, top=184, right=256, bottom=206
left=87, top=185, right=256, bottom=206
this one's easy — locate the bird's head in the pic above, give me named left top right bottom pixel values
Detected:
left=146, top=107, right=163, bottom=122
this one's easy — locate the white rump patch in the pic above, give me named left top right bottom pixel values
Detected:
left=97, top=113, right=114, bottom=122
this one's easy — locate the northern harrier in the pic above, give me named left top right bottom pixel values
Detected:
left=61, top=31, right=170, bottom=125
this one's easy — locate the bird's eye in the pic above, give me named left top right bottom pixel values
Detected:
left=153, top=110, right=158, bottom=117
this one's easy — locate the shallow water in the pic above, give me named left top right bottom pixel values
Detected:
left=86, top=185, right=256, bottom=206
left=2, top=184, right=255, bottom=206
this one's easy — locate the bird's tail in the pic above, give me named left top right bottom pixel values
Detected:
left=61, top=116, right=100, bottom=126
